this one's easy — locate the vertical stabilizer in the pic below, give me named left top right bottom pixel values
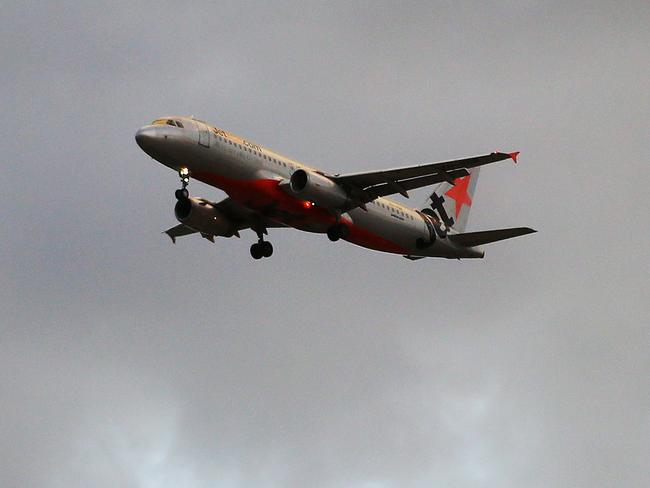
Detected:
left=424, top=167, right=480, bottom=233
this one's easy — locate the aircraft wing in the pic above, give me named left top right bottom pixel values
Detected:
left=164, top=223, right=198, bottom=243
left=210, top=197, right=287, bottom=232
left=164, top=197, right=286, bottom=243
left=332, top=152, right=518, bottom=202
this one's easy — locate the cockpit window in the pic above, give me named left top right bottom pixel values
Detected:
left=151, top=119, right=184, bottom=128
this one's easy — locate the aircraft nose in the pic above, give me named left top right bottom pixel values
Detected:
left=135, top=126, right=157, bottom=151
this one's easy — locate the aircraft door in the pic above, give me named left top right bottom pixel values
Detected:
left=420, top=210, right=437, bottom=243
left=195, top=121, right=210, bottom=148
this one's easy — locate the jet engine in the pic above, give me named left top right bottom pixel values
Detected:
left=174, top=197, right=235, bottom=237
left=289, top=169, right=348, bottom=208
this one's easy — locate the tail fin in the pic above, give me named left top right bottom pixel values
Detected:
left=423, top=167, right=480, bottom=233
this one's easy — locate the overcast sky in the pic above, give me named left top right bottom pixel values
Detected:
left=2, top=2, right=649, bottom=487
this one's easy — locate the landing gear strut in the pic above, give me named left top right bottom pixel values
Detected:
left=250, top=229, right=273, bottom=260
left=175, top=167, right=190, bottom=200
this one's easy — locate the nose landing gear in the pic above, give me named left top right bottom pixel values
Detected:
left=175, top=168, right=190, bottom=200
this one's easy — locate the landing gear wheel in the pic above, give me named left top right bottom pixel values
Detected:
left=175, top=188, right=189, bottom=200
left=250, top=243, right=264, bottom=260
left=327, top=227, right=340, bottom=242
left=327, top=224, right=349, bottom=242
left=261, top=241, right=273, bottom=257
left=250, top=240, right=273, bottom=259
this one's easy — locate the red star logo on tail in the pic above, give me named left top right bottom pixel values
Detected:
left=444, top=175, right=472, bottom=218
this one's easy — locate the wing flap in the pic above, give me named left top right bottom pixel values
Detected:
left=448, top=227, right=536, bottom=247
left=363, top=168, right=469, bottom=201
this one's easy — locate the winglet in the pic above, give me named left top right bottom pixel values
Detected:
left=508, top=151, right=520, bottom=163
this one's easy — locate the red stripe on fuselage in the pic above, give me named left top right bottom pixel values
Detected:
left=193, top=171, right=409, bottom=254
left=345, top=220, right=407, bottom=254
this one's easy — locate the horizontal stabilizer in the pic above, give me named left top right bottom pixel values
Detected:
left=448, top=227, right=536, bottom=247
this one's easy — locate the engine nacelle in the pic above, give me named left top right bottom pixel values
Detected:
left=289, top=169, right=349, bottom=208
left=174, top=197, right=235, bottom=237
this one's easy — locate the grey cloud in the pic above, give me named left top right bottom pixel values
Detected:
left=1, top=1, right=648, bottom=487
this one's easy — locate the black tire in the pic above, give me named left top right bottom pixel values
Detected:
left=175, top=188, right=189, bottom=200
left=327, top=226, right=340, bottom=241
left=261, top=241, right=273, bottom=257
left=250, top=243, right=263, bottom=259
left=338, top=224, right=349, bottom=239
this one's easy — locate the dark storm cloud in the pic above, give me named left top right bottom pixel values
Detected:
left=2, top=1, right=648, bottom=487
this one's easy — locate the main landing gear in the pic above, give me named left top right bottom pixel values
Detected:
left=327, top=223, right=349, bottom=242
left=250, top=227, right=273, bottom=260
left=175, top=167, right=190, bottom=200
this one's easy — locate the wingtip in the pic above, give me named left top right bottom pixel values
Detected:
left=508, top=151, right=520, bottom=163
left=162, top=231, right=176, bottom=244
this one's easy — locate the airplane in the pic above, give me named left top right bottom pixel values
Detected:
left=135, top=116, right=535, bottom=260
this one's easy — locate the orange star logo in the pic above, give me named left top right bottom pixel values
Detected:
left=444, top=175, right=472, bottom=218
